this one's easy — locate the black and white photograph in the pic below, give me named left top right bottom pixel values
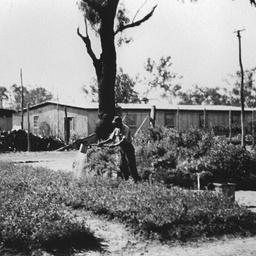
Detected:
left=1, top=0, right=256, bottom=255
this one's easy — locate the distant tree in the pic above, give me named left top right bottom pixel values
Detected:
left=0, top=87, right=9, bottom=108
left=82, top=68, right=141, bottom=103
left=10, top=84, right=29, bottom=110
left=10, top=84, right=53, bottom=110
left=143, top=56, right=182, bottom=103
left=229, top=68, right=256, bottom=108
left=81, top=78, right=99, bottom=102
left=27, top=87, right=53, bottom=106
left=115, top=68, right=141, bottom=103
left=77, top=0, right=156, bottom=138
left=178, top=85, right=230, bottom=105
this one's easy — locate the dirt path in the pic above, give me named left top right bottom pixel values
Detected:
left=0, top=151, right=77, bottom=172
left=74, top=210, right=256, bottom=256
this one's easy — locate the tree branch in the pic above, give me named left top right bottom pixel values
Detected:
left=132, top=0, right=148, bottom=22
left=250, top=0, right=256, bottom=7
left=114, top=5, right=157, bottom=35
left=77, top=25, right=102, bottom=78
left=77, top=26, right=98, bottom=63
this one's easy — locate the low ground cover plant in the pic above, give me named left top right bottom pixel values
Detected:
left=1, top=161, right=256, bottom=253
left=68, top=178, right=256, bottom=242
left=0, top=162, right=101, bottom=254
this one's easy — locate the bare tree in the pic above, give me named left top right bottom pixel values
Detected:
left=77, top=0, right=156, bottom=138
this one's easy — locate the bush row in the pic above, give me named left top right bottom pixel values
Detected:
left=134, top=127, right=256, bottom=190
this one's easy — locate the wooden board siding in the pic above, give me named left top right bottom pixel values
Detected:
left=24, top=104, right=57, bottom=137
left=155, top=111, right=166, bottom=128
left=0, top=116, right=12, bottom=131
left=20, top=102, right=256, bottom=141
left=23, top=105, right=89, bottom=140
left=121, top=109, right=150, bottom=135
left=208, top=111, right=229, bottom=127
left=0, top=109, right=15, bottom=132
left=155, top=109, right=254, bottom=132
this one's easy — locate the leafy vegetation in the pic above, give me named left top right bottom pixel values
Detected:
left=134, top=127, right=256, bottom=190
left=1, top=127, right=256, bottom=253
left=0, top=163, right=101, bottom=254
left=66, top=178, right=256, bottom=242
left=82, top=126, right=256, bottom=189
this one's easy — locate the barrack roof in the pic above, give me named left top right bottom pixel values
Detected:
left=25, top=101, right=255, bottom=112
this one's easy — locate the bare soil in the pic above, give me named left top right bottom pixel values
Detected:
left=1, top=151, right=256, bottom=256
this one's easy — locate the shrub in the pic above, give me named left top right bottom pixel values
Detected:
left=134, top=127, right=256, bottom=190
left=85, top=146, right=119, bottom=177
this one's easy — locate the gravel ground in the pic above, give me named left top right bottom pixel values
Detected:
left=1, top=151, right=256, bottom=256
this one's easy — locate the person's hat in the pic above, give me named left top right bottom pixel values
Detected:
left=112, top=116, right=122, bottom=124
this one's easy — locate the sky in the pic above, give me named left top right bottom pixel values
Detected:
left=1, top=0, right=256, bottom=106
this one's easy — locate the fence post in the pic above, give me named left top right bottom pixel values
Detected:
left=150, top=105, right=156, bottom=127
left=204, top=108, right=206, bottom=128
left=229, top=109, right=232, bottom=142
left=177, top=107, right=180, bottom=132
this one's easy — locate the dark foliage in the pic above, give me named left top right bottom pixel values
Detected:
left=0, top=130, right=65, bottom=152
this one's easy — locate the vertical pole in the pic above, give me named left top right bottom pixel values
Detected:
left=64, top=106, right=68, bottom=144
left=177, top=107, right=180, bottom=132
left=235, top=29, right=245, bottom=147
left=229, top=109, right=232, bottom=142
left=197, top=173, right=200, bottom=191
left=57, top=102, right=59, bottom=138
left=27, top=103, right=30, bottom=152
left=56, top=89, right=59, bottom=138
left=150, top=105, right=156, bottom=128
left=252, top=110, right=255, bottom=148
left=204, top=108, right=206, bottom=128
left=20, top=68, right=24, bottom=130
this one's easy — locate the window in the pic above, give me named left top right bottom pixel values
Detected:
left=232, top=113, right=240, bottom=125
left=165, top=113, right=175, bottom=128
left=34, top=116, right=39, bottom=129
left=199, top=114, right=208, bottom=128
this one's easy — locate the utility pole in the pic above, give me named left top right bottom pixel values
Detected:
left=20, top=68, right=24, bottom=130
left=27, top=103, right=30, bottom=151
left=234, top=29, right=245, bottom=147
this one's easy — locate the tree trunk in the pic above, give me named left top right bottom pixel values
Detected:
left=94, top=3, right=119, bottom=139
left=98, top=14, right=117, bottom=119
